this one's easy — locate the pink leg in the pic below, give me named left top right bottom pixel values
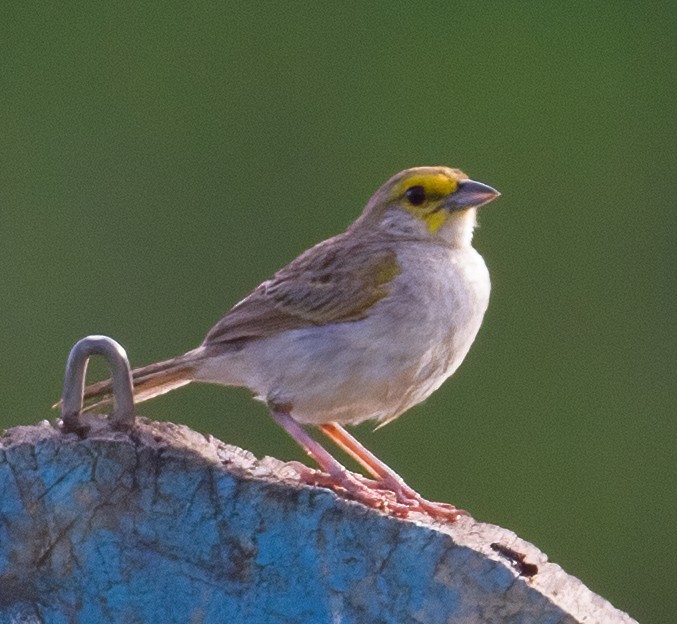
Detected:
left=320, top=422, right=467, bottom=522
left=269, top=408, right=411, bottom=516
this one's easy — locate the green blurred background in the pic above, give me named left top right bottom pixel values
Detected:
left=2, top=3, right=675, bottom=621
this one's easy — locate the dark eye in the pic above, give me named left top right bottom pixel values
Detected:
left=405, top=185, right=426, bottom=206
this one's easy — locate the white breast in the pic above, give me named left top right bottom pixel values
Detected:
left=196, top=242, right=490, bottom=427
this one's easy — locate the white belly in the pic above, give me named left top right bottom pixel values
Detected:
left=196, top=243, right=490, bottom=426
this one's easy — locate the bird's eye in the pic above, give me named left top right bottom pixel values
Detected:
left=405, top=185, right=426, bottom=206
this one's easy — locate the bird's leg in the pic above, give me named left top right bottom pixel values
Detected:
left=320, top=422, right=467, bottom=522
left=268, top=407, right=411, bottom=516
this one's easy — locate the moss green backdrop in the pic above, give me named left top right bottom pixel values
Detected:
left=2, top=3, right=675, bottom=622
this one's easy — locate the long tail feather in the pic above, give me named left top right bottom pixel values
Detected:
left=55, top=354, right=198, bottom=413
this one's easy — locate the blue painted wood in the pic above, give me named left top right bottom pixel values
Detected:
left=0, top=420, right=636, bottom=624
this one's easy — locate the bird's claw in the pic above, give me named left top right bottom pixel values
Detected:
left=287, top=461, right=466, bottom=521
left=371, top=475, right=469, bottom=522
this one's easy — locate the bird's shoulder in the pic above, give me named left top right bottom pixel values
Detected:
left=202, top=234, right=401, bottom=346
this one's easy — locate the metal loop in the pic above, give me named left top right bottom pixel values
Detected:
left=61, top=335, right=135, bottom=433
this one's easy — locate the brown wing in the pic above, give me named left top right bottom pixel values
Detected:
left=203, top=235, right=400, bottom=346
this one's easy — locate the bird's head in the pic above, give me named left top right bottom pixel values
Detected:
left=354, top=166, right=500, bottom=247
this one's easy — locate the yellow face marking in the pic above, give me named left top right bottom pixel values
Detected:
left=393, top=173, right=460, bottom=233
left=422, top=210, right=448, bottom=233
left=396, top=173, right=458, bottom=198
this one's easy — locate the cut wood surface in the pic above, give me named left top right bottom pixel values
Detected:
left=0, top=417, right=637, bottom=623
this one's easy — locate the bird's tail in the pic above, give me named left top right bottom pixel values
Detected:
left=66, top=353, right=198, bottom=413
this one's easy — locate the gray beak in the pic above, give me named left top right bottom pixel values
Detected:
left=445, top=179, right=500, bottom=211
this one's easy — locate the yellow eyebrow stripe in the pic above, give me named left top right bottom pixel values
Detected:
left=395, top=173, right=457, bottom=198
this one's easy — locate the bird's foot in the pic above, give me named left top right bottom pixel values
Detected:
left=315, top=422, right=467, bottom=522
left=286, top=461, right=465, bottom=520
left=287, top=462, right=415, bottom=517
left=371, top=475, right=469, bottom=522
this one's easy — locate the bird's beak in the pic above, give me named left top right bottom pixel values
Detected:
left=445, top=179, right=500, bottom=212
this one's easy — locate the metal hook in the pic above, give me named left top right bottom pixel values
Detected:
left=61, top=335, right=135, bottom=433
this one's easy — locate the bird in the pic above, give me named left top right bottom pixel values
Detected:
left=78, top=166, right=500, bottom=521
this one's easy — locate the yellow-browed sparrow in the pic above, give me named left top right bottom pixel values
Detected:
left=80, top=166, right=500, bottom=521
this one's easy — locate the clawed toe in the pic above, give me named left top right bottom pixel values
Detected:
left=287, top=461, right=465, bottom=521
left=287, top=463, right=409, bottom=515
left=375, top=477, right=468, bottom=521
